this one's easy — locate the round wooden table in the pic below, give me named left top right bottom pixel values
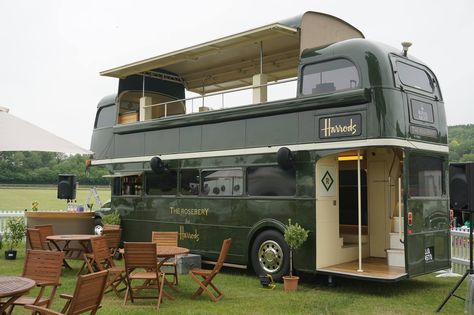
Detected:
left=156, top=246, right=190, bottom=259
left=0, top=276, right=35, bottom=314
left=47, top=234, right=99, bottom=272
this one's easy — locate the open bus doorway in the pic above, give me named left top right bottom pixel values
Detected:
left=315, top=149, right=407, bottom=281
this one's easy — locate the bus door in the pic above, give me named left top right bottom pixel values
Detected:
left=405, top=153, right=450, bottom=276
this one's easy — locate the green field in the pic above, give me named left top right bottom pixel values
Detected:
left=0, top=186, right=111, bottom=211
left=0, top=244, right=467, bottom=315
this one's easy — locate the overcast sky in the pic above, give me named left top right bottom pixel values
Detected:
left=1, top=0, right=473, bottom=149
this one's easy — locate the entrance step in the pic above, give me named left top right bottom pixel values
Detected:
left=390, top=232, right=404, bottom=250
left=387, top=249, right=405, bottom=267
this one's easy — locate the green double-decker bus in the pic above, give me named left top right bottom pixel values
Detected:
left=89, top=12, right=450, bottom=282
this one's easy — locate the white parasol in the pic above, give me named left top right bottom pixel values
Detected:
left=0, top=106, right=91, bottom=154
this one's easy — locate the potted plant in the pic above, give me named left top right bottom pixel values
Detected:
left=4, top=217, right=27, bottom=260
left=101, top=210, right=121, bottom=226
left=283, top=219, right=308, bottom=291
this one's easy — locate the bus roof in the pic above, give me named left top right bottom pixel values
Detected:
left=100, top=11, right=363, bottom=94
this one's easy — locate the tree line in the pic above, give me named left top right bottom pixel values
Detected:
left=0, top=152, right=108, bottom=185
left=0, top=124, right=473, bottom=185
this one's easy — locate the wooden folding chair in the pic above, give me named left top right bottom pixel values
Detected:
left=152, top=231, right=179, bottom=285
left=123, top=242, right=165, bottom=309
left=27, top=228, right=46, bottom=250
left=0, top=250, right=64, bottom=314
left=102, top=228, right=122, bottom=258
left=83, top=236, right=127, bottom=297
left=189, top=238, right=231, bottom=302
left=35, top=224, right=54, bottom=250
left=25, top=269, right=108, bottom=315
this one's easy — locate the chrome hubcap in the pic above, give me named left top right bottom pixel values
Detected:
left=258, top=240, right=283, bottom=273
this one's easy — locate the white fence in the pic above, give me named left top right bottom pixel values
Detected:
left=451, top=227, right=472, bottom=274
left=0, top=210, right=24, bottom=235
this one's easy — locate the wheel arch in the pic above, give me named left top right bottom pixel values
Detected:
left=246, top=218, right=286, bottom=269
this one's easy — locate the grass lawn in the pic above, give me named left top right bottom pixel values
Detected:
left=0, top=244, right=467, bottom=315
left=0, top=186, right=110, bottom=211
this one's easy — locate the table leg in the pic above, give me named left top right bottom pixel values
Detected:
left=49, top=240, right=73, bottom=270
left=0, top=293, right=22, bottom=315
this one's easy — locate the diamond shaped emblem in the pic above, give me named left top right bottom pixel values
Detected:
left=321, top=170, right=334, bottom=191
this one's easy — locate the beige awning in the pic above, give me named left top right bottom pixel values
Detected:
left=0, top=106, right=92, bottom=154
left=101, top=12, right=363, bottom=94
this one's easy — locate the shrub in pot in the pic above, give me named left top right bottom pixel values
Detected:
left=4, top=217, right=27, bottom=260
left=283, top=219, right=308, bottom=291
left=101, top=210, right=121, bottom=226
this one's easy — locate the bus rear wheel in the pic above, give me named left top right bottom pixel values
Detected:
left=251, top=230, right=289, bottom=281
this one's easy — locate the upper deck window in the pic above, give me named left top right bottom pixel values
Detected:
left=396, top=61, right=433, bottom=92
left=301, top=59, right=360, bottom=96
left=95, top=105, right=116, bottom=129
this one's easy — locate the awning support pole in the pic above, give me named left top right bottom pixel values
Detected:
left=357, top=150, right=364, bottom=272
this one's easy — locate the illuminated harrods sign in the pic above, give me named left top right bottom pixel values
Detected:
left=319, top=114, right=362, bottom=138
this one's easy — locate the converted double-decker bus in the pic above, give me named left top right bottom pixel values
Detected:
left=89, top=12, right=450, bottom=282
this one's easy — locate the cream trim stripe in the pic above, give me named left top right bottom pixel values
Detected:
left=90, top=139, right=448, bottom=166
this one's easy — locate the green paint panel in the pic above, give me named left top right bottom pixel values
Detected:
left=179, top=125, right=201, bottom=152
left=144, top=128, right=179, bottom=155
left=201, top=120, right=245, bottom=150
left=245, top=113, right=298, bottom=146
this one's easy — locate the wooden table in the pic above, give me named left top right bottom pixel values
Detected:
left=47, top=234, right=99, bottom=272
left=156, top=246, right=190, bottom=298
left=0, top=276, right=35, bottom=314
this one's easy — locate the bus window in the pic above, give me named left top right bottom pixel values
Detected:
left=180, top=169, right=200, bottom=195
left=95, top=105, right=116, bottom=129
left=247, top=166, right=296, bottom=196
left=396, top=61, right=433, bottom=93
left=201, top=169, right=243, bottom=196
left=409, top=155, right=444, bottom=197
left=301, top=59, right=360, bottom=96
left=146, top=171, right=177, bottom=195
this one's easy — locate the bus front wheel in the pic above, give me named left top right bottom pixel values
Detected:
left=251, top=230, right=289, bottom=281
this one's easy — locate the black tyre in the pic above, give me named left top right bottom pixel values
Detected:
left=94, top=218, right=103, bottom=235
left=251, top=230, right=289, bottom=281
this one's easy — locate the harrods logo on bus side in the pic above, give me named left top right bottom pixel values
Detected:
left=319, top=114, right=362, bottom=138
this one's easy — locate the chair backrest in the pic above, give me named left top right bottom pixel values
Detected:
left=103, top=224, right=120, bottom=230
left=213, top=238, right=232, bottom=273
left=35, top=224, right=54, bottom=246
left=90, top=236, right=114, bottom=268
left=22, top=249, right=64, bottom=285
left=124, top=242, right=157, bottom=270
left=102, top=228, right=122, bottom=250
left=27, top=228, right=45, bottom=250
left=151, top=231, right=178, bottom=247
left=66, top=270, right=108, bottom=315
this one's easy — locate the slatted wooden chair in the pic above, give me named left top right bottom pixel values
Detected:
left=152, top=231, right=179, bottom=285
left=25, top=269, right=108, bottom=315
left=123, top=242, right=165, bottom=309
left=0, top=250, right=64, bottom=314
left=27, top=228, right=46, bottom=250
left=83, top=236, right=126, bottom=297
left=102, top=228, right=122, bottom=258
left=35, top=224, right=54, bottom=250
left=189, top=238, right=231, bottom=302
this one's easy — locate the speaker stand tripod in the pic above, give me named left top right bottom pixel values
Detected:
left=436, top=221, right=473, bottom=312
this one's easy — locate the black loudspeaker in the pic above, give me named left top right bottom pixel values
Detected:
left=150, top=156, right=168, bottom=174
left=449, top=163, right=474, bottom=211
left=57, top=174, right=77, bottom=200
left=276, top=147, right=294, bottom=170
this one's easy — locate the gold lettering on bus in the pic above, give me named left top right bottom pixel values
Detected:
left=169, top=206, right=209, bottom=216
left=179, top=225, right=200, bottom=242
left=321, top=118, right=358, bottom=137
